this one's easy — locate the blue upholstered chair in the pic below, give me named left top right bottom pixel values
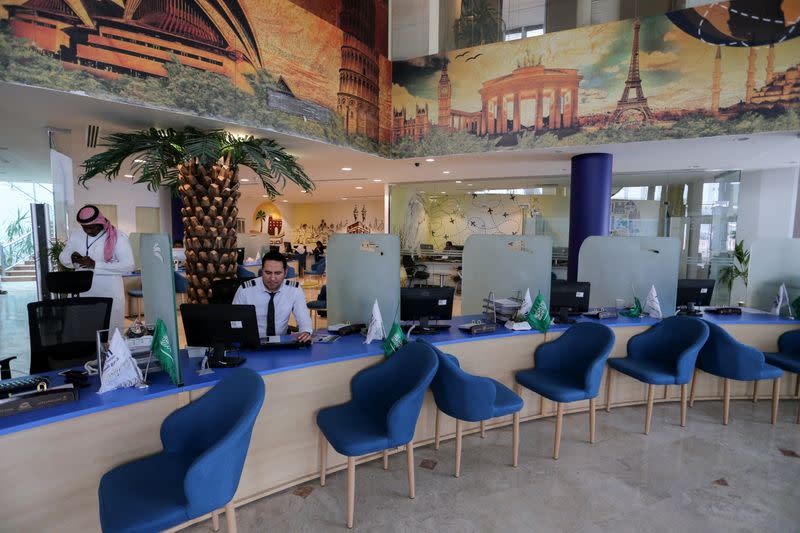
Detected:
left=689, top=320, right=783, bottom=425
left=308, top=257, right=326, bottom=277
left=98, top=368, right=265, bottom=533
left=516, top=323, right=615, bottom=459
left=174, top=271, right=189, bottom=305
left=236, top=265, right=256, bottom=280
left=285, top=266, right=297, bottom=279
left=316, top=341, right=438, bottom=529
left=607, top=317, right=709, bottom=435
left=765, top=329, right=800, bottom=424
left=307, top=284, right=327, bottom=329
left=424, top=339, right=523, bottom=475
left=126, top=288, right=144, bottom=319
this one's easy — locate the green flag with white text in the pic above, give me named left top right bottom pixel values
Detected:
left=382, top=322, right=406, bottom=357
left=622, top=297, right=643, bottom=318
left=527, top=292, right=552, bottom=333
left=151, top=319, right=179, bottom=385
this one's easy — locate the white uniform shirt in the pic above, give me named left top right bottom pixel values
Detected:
left=232, top=277, right=313, bottom=336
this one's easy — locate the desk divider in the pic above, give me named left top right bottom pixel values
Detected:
left=748, top=238, right=800, bottom=312
left=577, top=236, right=680, bottom=315
left=327, top=234, right=400, bottom=333
left=461, top=235, right=553, bottom=315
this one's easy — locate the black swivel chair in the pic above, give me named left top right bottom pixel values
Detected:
left=27, top=297, right=112, bottom=374
left=210, top=279, right=243, bottom=305
left=46, top=271, right=94, bottom=298
left=402, top=255, right=430, bottom=287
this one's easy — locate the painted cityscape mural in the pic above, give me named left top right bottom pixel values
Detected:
left=392, top=1, right=800, bottom=157
left=0, top=0, right=392, bottom=155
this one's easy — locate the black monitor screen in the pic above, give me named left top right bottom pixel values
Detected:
left=419, top=243, right=434, bottom=251
left=401, top=287, right=455, bottom=323
left=550, top=281, right=591, bottom=313
left=236, top=248, right=245, bottom=265
left=676, top=279, right=715, bottom=306
left=180, top=304, right=261, bottom=349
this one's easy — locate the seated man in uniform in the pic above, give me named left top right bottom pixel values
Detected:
left=233, top=251, right=313, bottom=343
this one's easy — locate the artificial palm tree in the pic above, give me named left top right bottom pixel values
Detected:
left=80, top=127, right=313, bottom=304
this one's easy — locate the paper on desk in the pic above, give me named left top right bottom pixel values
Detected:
left=99, top=329, right=144, bottom=394
left=519, top=288, right=533, bottom=317
left=364, top=299, right=386, bottom=344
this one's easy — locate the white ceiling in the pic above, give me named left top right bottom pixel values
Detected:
left=0, top=81, right=798, bottom=204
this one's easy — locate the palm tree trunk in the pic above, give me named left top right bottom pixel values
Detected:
left=177, top=157, right=240, bottom=304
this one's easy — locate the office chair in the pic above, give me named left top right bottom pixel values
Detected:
left=46, top=271, right=94, bottom=298
left=236, top=265, right=256, bottom=281
left=27, top=298, right=113, bottom=374
left=210, top=279, right=243, bottom=305
left=174, top=271, right=189, bottom=306
left=764, top=329, right=800, bottom=424
left=307, top=285, right=327, bottom=329
left=401, top=255, right=429, bottom=287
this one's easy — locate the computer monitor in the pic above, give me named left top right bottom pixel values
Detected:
left=676, top=279, right=715, bottom=307
left=452, top=244, right=464, bottom=251
left=419, top=243, right=434, bottom=252
left=236, top=247, right=245, bottom=265
left=401, top=287, right=454, bottom=334
left=180, top=304, right=261, bottom=366
left=550, top=281, right=590, bottom=324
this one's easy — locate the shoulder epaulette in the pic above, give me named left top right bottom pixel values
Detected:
left=284, top=279, right=300, bottom=288
left=241, top=279, right=257, bottom=288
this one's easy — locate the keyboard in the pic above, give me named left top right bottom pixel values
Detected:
left=258, top=340, right=310, bottom=350
left=0, top=375, right=50, bottom=398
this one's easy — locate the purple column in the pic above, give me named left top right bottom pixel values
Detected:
left=567, top=153, right=612, bottom=281
left=171, top=195, right=184, bottom=245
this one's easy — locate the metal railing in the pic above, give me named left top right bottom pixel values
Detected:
left=0, top=231, right=34, bottom=275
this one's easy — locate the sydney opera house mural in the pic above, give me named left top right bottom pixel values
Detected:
left=392, top=1, right=800, bottom=157
left=0, top=0, right=392, bottom=154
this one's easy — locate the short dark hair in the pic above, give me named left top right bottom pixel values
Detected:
left=261, top=251, right=288, bottom=270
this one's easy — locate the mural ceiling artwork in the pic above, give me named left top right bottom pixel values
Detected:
left=392, top=1, right=800, bottom=157
left=0, top=0, right=392, bottom=155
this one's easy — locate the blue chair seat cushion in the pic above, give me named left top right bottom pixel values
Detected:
left=127, top=289, right=143, bottom=297
left=608, top=357, right=681, bottom=385
left=99, top=452, right=193, bottom=533
left=307, top=301, right=327, bottom=310
left=515, top=368, right=591, bottom=403
left=317, top=403, right=390, bottom=457
left=491, top=380, right=523, bottom=417
left=754, top=363, right=783, bottom=381
left=765, top=352, right=800, bottom=374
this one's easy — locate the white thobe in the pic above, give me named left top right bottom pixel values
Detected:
left=59, top=229, right=135, bottom=332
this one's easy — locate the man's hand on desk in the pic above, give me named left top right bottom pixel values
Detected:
left=295, top=331, right=312, bottom=343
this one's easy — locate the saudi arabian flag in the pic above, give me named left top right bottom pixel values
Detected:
left=526, top=292, right=552, bottom=333
left=622, top=297, right=643, bottom=318
left=151, top=319, right=179, bottom=385
left=382, top=322, right=406, bottom=358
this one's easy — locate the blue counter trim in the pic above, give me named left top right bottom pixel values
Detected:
left=1, top=311, right=796, bottom=437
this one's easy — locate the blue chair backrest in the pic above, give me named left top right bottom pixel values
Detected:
left=174, top=271, right=189, bottom=293
left=423, top=339, right=496, bottom=421
left=697, top=320, right=766, bottom=380
left=312, top=258, right=326, bottom=274
left=627, top=316, right=709, bottom=382
left=237, top=265, right=256, bottom=280
left=778, top=329, right=800, bottom=354
left=318, top=284, right=327, bottom=301
left=535, top=322, right=615, bottom=395
left=286, top=266, right=297, bottom=279
left=160, top=368, right=265, bottom=517
left=351, top=341, right=438, bottom=445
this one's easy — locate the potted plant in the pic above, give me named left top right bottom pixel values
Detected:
left=48, top=237, right=71, bottom=271
left=79, top=127, right=313, bottom=304
left=719, top=239, right=750, bottom=303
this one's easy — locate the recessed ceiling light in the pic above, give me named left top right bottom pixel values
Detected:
left=300, top=189, right=307, bottom=193
left=372, top=179, right=382, bottom=182
left=355, top=186, right=363, bottom=190
left=425, top=158, right=435, bottom=162
left=240, top=178, right=250, bottom=182
left=124, top=174, right=134, bottom=178
left=282, top=199, right=288, bottom=203
left=262, top=194, right=269, bottom=198
left=133, top=159, right=146, bottom=163
left=467, top=184, right=473, bottom=187
left=442, top=170, right=450, bottom=174
left=455, top=180, right=462, bottom=183
left=441, top=191, right=447, bottom=194
left=341, top=197, right=348, bottom=200
left=341, top=167, right=352, bottom=171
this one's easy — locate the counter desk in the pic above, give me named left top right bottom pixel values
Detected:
left=1, top=312, right=798, bottom=532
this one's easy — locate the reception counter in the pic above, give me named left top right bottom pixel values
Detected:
left=1, top=312, right=798, bottom=532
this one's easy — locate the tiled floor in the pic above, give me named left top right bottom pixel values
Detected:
left=0, top=281, right=36, bottom=377
left=183, top=400, right=800, bottom=533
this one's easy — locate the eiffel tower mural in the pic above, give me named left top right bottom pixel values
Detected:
left=611, top=19, right=654, bottom=124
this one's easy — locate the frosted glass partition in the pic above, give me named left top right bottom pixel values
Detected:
left=461, top=235, right=553, bottom=315
left=747, top=239, right=800, bottom=311
left=578, top=237, right=681, bottom=315
left=327, top=234, right=400, bottom=332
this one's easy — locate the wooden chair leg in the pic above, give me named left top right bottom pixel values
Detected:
left=589, top=398, right=596, bottom=444
left=319, top=434, right=327, bottom=486
left=512, top=411, right=520, bottom=467
left=224, top=502, right=237, bottom=533
left=680, top=383, right=687, bottom=428
left=346, top=456, right=355, bottom=529
left=796, top=397, right=800, bottom=424
left=480, top=420, right=486, bottom=438
left=553, top=403, right=564, bottom=460
left=454, top=419, right=463, bottom=478
left=772, top=377, right=781, bottom=425
left=406, top=441, right=415, bottom=499
left=689, top=368, right=699, bottom=407
left=752, top=380, right=759, bottom=403
left=723, top=378, right=731, bottom=425
left=383, top=449, right=389, bottom=470
left=605, top=368, right=614, bottom=412
left=211, top=510, right=220, bottom=532
left=795, top=374, right=800, bottom=398
left=644, top=384, right=655, bottom=435
left=434, top=409, right=441, bottom=450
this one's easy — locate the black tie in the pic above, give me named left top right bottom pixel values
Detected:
left=267, top=292, right=276, bottom=337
